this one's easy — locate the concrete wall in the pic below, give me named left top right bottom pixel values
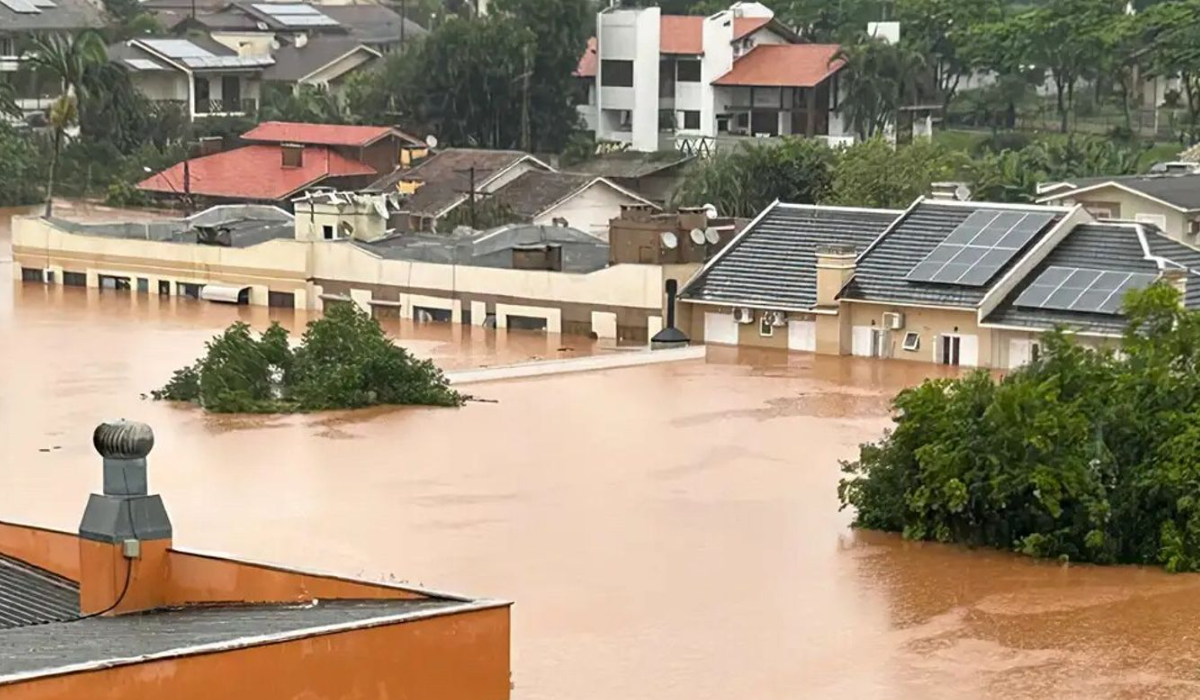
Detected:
left=1045, top=185, right=1193, bottom=240
left=596, top=7, right=659, bottom=151
left=294, top=200, right=387, bottom=242
left=210, top=32, right=276, bottom=57
left=133, top=71, right=187, bottom=101
left=844, top=301, right=983, bottom=366
left=302, top=50, right=376, bottom=95
left=0, top=520, right=80, bottom=581
left=533, top=181, right=642, bottom=239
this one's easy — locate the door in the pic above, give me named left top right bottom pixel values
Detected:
left=704, top=312, right=738, bottom=346
left=787, top=320, right=816, bottom=352
left=221, top=76, right=241, bottom=111
left=939, top=335, right=962, bottom=366
left=193, top=77, right=210, bottom=112
left=852, top=327, right=883, bottom=357
left=1009, top=338, right=1031, bottom=369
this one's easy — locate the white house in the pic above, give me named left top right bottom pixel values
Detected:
left=580, top=2, right=851, bottom=152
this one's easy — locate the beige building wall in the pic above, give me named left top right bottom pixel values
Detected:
left=133, top=71, right=188, bottom=101
left=294, top=201, right=387, bottom=242
left=302, top=50, right=377, bottom=96
left=210, top=32, right=277, bottom=57
left=844, top=301, right=985, bottom=366
left=534, top=182, right=645, bottom=240
left=1044, top=185, right=1193, bottom=239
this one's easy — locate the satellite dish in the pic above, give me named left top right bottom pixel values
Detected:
left=954, top=183, right=971, bottom=201
left=372, top=196, right=389, bottom=220
left=704, top=227, right=720, bottom=245
left=425, top=134, right=439, bottom=149
left=660, top=231, right=678, bottom=249
left=703, top=203, right=718, bottom=219
left=689, top=228, right=705, bottom=245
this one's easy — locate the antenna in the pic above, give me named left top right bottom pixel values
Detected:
left=689, top=228, right=705, bottom=245
left=660, top=231, right=678, bottom=249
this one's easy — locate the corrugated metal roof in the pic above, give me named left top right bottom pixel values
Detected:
left=681, top=203, right=901, bottom=309
left=983, top=223, right=1200, bottom=334
left=840, top=201, right=1065, bottom=308
left=0, top=555, right=79, bottom=630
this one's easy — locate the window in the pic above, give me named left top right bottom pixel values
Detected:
left=193, top=77, right=210, bottom=106
left=177, top=282, right=201, bottom=299
left=939, top=335, right=962, bottom=366
left=677, top=59, right=701, bottom=82
left=158, top=280, right=171, bottom=296
left=1031, top=341, right=1042, bottom=363
left=63, top=271, right=86, bottom=287
left=268, top=291, right=296, bottom=308
left=221, top=76, right=240, bottom=110
left=0, top=38, right=14, bottom=57
left=902, top=331, right=920, bottom=352
left=682, top=110, right=700, bottom=130
left=759, top=314, right=774, bottom=337
left=658, top=109, right=675, bottom=131
left=322, top=224, right=335, bottom=240
left=137, top=278, right=149, bottom=293
left=1190, top=219, right=1200, bottom=236
left=601, top=59, right=633, bottom=88
left=20, top=268, right=43, bottom=283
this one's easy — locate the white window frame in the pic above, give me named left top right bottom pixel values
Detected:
left=902, top=331, right=920, bottom=352
left=758, top=313, right=774, bottom=337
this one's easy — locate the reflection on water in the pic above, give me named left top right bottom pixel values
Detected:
left=3, top=204, right=1200, bottom=700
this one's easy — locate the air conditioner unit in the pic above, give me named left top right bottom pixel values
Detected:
left=768, top=310, right=788, bottom=327
left=734, top=307, right=754, bottom=324
left=882, top=311, right=905, bottom=330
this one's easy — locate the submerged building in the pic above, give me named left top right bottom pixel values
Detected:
left=0, top=421, right=510, bottom=699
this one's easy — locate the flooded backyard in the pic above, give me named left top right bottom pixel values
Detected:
left=4, top=205, right=1200, bottom=699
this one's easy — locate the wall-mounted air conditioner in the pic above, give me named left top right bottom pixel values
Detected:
left=734, top=307, right=754, bottom=324
left=768, top=310, right=787, bottom=327
left=882, top=312, right=905, bottom=330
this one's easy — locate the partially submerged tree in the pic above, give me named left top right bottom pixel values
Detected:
left=153, top=303, right=463, bottom=413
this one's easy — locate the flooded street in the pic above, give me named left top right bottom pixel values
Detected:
left=4, top=205, right=1200, bottom=699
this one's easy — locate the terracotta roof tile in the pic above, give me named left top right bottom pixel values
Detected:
left=660, top=15, right=703, bottom=54
left=241, top=121, right=417, bottom=147
left=733, top=16, right=771, bottom=40
left=712, top=44, right=843, bottom=87
left=575, top=36, right=597, bottom=78
left=137, top=144, right=375, bottom=201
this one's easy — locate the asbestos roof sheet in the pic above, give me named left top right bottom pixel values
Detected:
left=682, top=203, right=902, bottom=310
left=0, top=555, right=79, bottom=630
left=840, top=201, right=1067, bottom=308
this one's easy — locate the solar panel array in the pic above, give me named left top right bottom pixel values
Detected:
left=1013, top=265, right=1157, bottom=315
left=906, top=210, right=1056, bottom=287
left=141, top=39, right=214, bottom=59
left=251, top=2, right=339, bottom=26
left=182, top=55, right=274, bottom=68
left=124, top=58, right=164, bottom=71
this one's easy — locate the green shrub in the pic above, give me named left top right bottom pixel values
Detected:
left=839, top=284, right=1200, bottom=571
left=152, top=304, right=463, bottom=413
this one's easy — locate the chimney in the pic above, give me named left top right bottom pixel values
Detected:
left=78, top=420, right=172, bottom=616
left=281, top=143, right=303, bottom=168
left=815, top=243, right=856, bottom=308
left=1162, top=267, right=1188, bottom=303
left=651, top=278, right=690, bottom=349
left=197, top=136, right=223, bottom=156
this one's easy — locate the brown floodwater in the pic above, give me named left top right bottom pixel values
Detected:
left=4, top=204, right=1200, bottom=699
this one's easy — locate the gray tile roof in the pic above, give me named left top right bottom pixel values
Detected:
left=320, top=4, right=427, bottom=45
left=983, top=223, right=1200, bottom=334
left=357, top=223, right=608, bottom=273
left=0, top=0, right=102, bottom=33
left=1043, top=173, right=1200, bottom=210
left=0, top=599, right=464, bottom=679
left=264, top=36, right=375, bottom=83
left=839, top=201, right=1067, bottom=308
left=565, top=152, right=695, bottom=180
left=0, top=555, right=79, bottom=630
left=681, top=202, right=901, bottom=310
left=367, top=149, right=540, bottom=214
left=489, top=171, right=596, bottom=219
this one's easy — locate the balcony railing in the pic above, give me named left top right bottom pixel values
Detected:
left=195, top=98, right=256, bottom=116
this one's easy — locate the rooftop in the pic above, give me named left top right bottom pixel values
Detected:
left=263, top=37, right=380, bottom=83
left=0, top=554, right=78, bottom=630
left=0, top=0, right=102, bottom=32
left=47, top=205, right=295, bottom=248
left=138, top=144, right=376, bottom=201
left=0, top=599, right=468, bottom=682
left=840, top=201, right=1069, bottom=308
left=357, top=223, right=608, bottom=272
left=1037, top=172, right=1200, bottom=211
left=660, top=15, right=704, bottom=54
left=368, top=149, right=547, bottom=215
left=490, top=172, right=613, bottom=220
left=241, top=120, right=416, bottom=148
left=712, top=44, right=843, bottom=87
left=984, top=223, right=1200, bottom=335
left=320, top=3, right=427, bottom=44
left=565, top=151, right=695, bottom=180
left=682, top=203, right=902, bottom=310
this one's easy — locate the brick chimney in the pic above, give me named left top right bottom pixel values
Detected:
left=78, top=420, right=172, bottom=616
left=815, top=244, right=856, bottom=308
left=1162, top=267, right=1189, bottom=303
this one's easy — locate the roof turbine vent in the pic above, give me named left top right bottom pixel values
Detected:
left=93, top=420, right=155, bottom=497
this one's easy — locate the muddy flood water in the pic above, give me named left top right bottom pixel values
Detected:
left=4, top=204, right=1200, bottom=699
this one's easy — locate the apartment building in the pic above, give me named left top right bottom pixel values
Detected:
left=580, top=2, right=849, bottom=152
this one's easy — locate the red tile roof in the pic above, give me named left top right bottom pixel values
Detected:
left=660, top=15, right=704, bottom=54
left=575, top=36, right=597, bottom=77
left=137, top=144, right=375, bottom=201
left=733, top=16, right=772, bottom=40
left=712, top=44, right=844, bottom=87
left=241, top=121, right=415, bottom=148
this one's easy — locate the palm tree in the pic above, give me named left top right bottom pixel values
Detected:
left=44, top=94, right=77, bottom=217
left=835, top=37, right=928, bottom=141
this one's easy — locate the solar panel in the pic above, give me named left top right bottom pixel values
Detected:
left=253, top=2, right=319, bottom=13
left=123, top=58, right=164, bottom=71
left=906, top=209, right=1057, bottom=286
left=141, top=39, right=213, bottom=59
left=182, top=55, right=274, bottom=68
left=1013, top=265, right=1158, bottom=315
left=0, top=0, right=41, bottom=14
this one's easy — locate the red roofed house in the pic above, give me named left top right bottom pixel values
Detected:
left=581, top=2, right=849, bottom=152
left=139, top=121, right=429, bottom=207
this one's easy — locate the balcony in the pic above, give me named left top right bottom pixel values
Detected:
left=195, top=98, right=257, bottom=117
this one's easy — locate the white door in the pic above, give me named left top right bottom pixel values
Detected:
left=704, top=312, right=738, bottom=346
left=851, top=326, right=874, bottom=357
left=938, top=334, right=978, bottom=367
left=788, top=320, right=816, bottom=352
left=959, top=335, right=979, bottom=367
left=1009, top=338, right=1031, bottom=369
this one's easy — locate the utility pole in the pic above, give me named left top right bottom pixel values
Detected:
left=521, top=43, right=531, bottom=153
left=468, top=166, right=476, bottom=229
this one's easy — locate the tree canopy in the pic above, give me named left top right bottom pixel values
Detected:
left=839, top=284, right=1200, bottom=572
left=152, top=303, right=464, bottom=413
